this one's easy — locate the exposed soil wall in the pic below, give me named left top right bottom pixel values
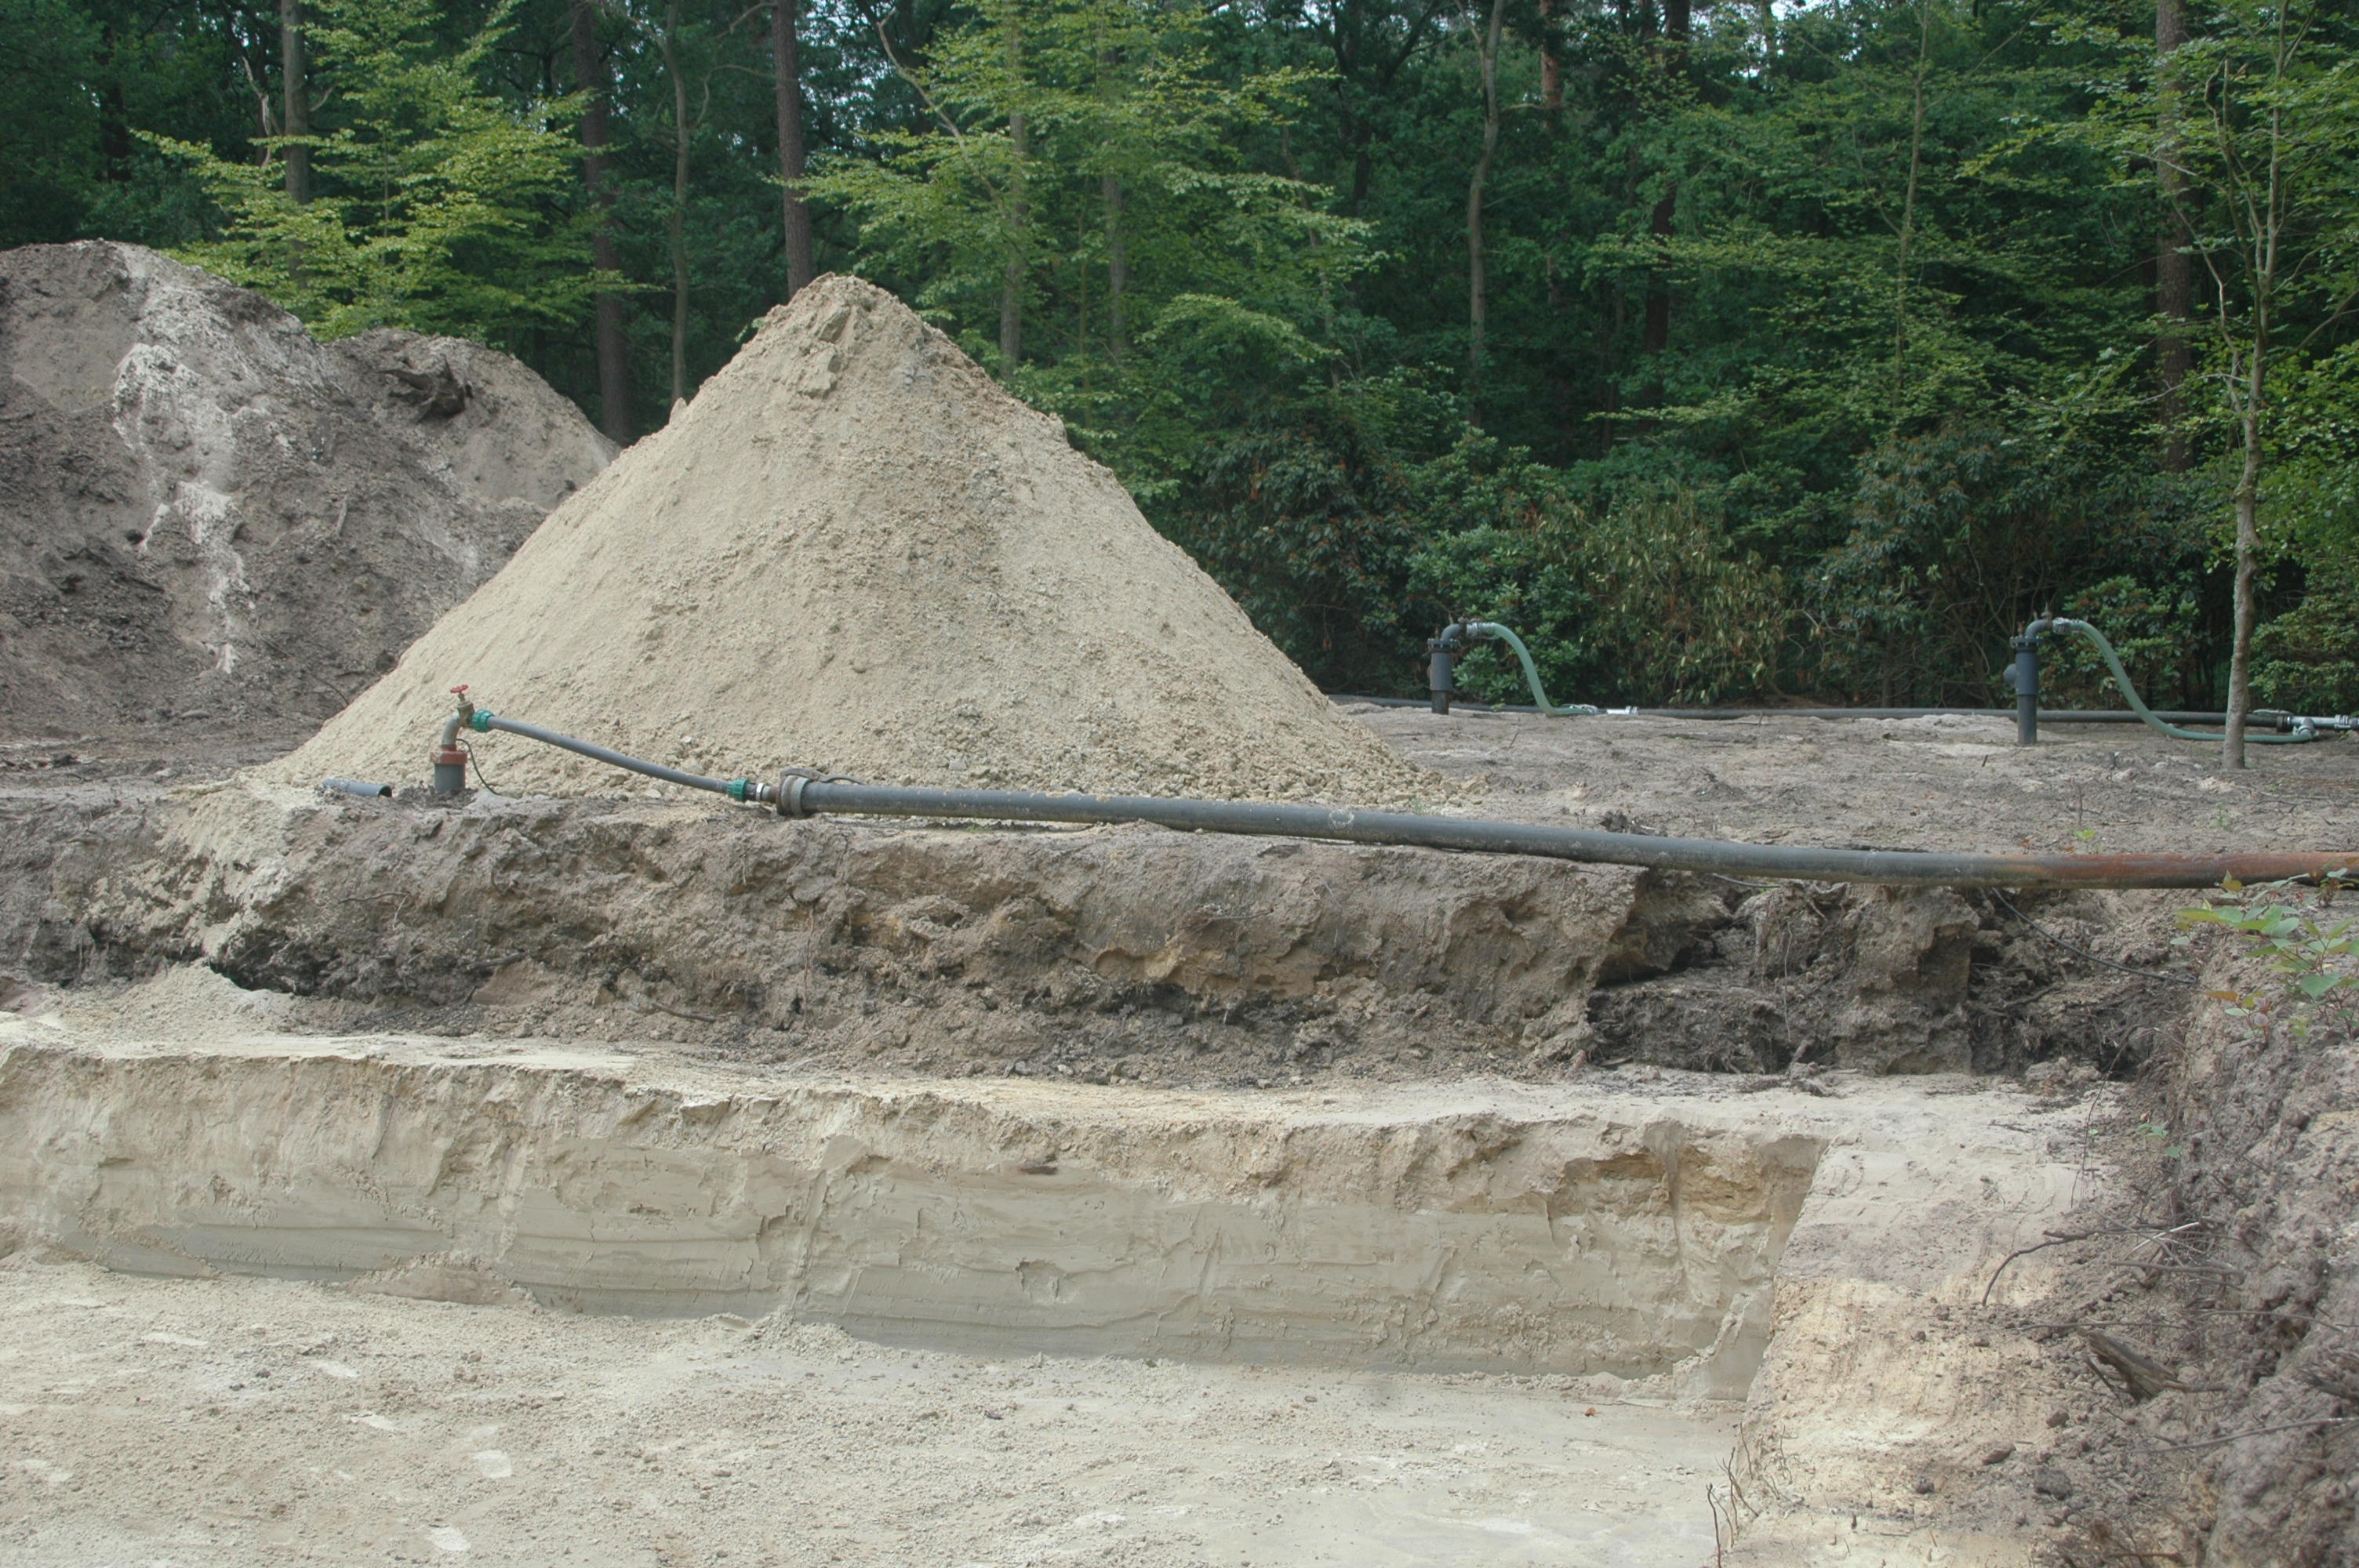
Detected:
left=0, top=1039, right=1819, bottom=1381
left=0, top=783, right=2200, bottom=1092
left=1985, top=942, right=2359, bottom=1567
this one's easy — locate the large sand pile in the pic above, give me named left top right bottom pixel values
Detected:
left=277, top=275, right=1426, bottom=804
left=0, top=242, right=614, bottom=750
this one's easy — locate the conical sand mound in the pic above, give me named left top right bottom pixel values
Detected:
left=272, top=276, right=1428, bottom=804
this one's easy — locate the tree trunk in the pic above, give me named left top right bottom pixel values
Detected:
left=2226, top=364, right=2262, bottom=768
left=1000, top=22, right=1027, bottom=369
left=661, top=0, right=692, bottom=412
left=571, top=0, right=632, bottom=445
left=1539, top=0, right=1562, bottom=118
left=97, top=26, right=132, bottom=182
left=1641, top=0, right=1691, bottom=361
left=772, top=0, right=814, bottom=296
left=280, top=0, right=309, bottom=202
left=1467, top=0, right=1505, bottom=383
left=1103, top=172, right=1127, bottom=364
left=2156, top=0, right=2192, bottom=471
left=1892, top=0, right=1931, bottom=407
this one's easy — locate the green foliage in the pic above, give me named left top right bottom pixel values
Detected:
left=808, top=0, right=1362, bottom=495
left=1409, top=456, right=1787, bottom=707
left=153, top=0, right=592, bottom=346
left=1158, top=390, right=1426, bottom=691
left=2253, top=584, right=2359, bottom=715
left=8, top=0, right=2358, bottom=707
left=2177, top=880, right=2359, bottom=1044
left=0, top=0, right=103, bottom=243
left=1807, top=424, right=2221, bottom=706
left=2050, top=576, right=2205, bottom=710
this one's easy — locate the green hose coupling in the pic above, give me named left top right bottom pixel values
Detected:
left=468, top=710, right=493, bottom=732
left=727, top=778, right=751, bottom=803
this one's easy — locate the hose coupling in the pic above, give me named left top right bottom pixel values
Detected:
left=773, top=771, right=816, bottom=818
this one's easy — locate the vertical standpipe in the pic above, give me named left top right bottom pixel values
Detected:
left=1427, top=621, right=1465, bottom=715
left=2010, top=619, right=2049, bottom=746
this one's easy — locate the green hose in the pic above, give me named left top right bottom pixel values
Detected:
left=2052, top=618, right=2320, bottom=745
left=1464, top=621, right=1601, bottom=716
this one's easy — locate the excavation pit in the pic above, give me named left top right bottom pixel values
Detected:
left=0, top=977, right=2105, bottom=1565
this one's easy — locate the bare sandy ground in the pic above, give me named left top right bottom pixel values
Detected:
left=0, top=1253, right=1732, bottom=1568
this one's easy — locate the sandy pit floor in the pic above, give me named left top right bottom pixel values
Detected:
left=0, top=1254, right=1735, bottom=1568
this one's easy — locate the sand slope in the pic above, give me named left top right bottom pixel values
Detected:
left=276, top=275, right=1425, bottom=802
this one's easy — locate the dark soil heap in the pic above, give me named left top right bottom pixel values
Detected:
left=0, top=241, right=614, bottom=757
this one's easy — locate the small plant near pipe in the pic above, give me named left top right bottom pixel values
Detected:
left=2175, top=878, right=2359, bottom=1044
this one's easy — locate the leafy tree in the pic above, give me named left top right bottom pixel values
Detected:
left=808, top=0, right=1365, bottom=489
left=154, top=0, right=594, bottom=346
left=2024, top=0, right=2359, bottom=759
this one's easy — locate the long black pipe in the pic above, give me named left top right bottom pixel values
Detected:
left=429, top=713, right=2359, bottom=889
left=768, top=779, right=2356, bottom=889
left=1334, top=695, right=2291, bottom=728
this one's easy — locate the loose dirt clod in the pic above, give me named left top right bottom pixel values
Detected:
left=0, top=241, right=614, bottom=753
left=271, top=274, right=1429, bottom=802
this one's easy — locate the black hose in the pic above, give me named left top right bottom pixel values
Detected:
left=460, top=714, right=2359, bottom=889
left=481, top=716, right=736, bottom=794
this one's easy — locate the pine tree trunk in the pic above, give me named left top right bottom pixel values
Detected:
left=662, top=0, right=692, bottom=412
left=1641, top=0, right=1689, bottom=366
left=280, top=0, right=308, bottom=203
left=571, top=0, right=632, bottom=445
left=2156, top=0, right=2192, bottom=472
left=1000, top=21, right=1027, bottom=369
left=1539, top=0, right=1562, bottom=118
left=1467, top=0, right=1505, bottom=383
left=1103, top=173, right=1126, bottom=364
left=772, top=0, right=814, bottom=296
left=1892, top=0, right=1932, bottom=406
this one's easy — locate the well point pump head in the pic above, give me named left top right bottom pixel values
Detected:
left=431, top=682, right=478, bottom=795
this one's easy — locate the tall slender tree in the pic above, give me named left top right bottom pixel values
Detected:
left=999, top=13, right=1027, bottom=366
left=571, top=0, right=631, bottom=442
left=657, top=0, right=702, bottom=408
left=280, top=0, right=310, bottom=201
left=1641, top=0, right=1690, bottom=361
left=2155, top=0, right=2192, bottom=472
left=1465, top=0, right=1504, bottom=383
left=772, top=0, right=812, bottom=295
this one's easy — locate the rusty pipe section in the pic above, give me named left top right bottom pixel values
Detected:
left=772, top=779, right=2357, bottom=890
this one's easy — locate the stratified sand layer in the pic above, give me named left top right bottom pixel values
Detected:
left=273, top=275, right=1428, bottom=804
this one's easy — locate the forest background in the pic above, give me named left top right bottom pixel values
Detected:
left=5, top=0, right=2355, bottom=728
